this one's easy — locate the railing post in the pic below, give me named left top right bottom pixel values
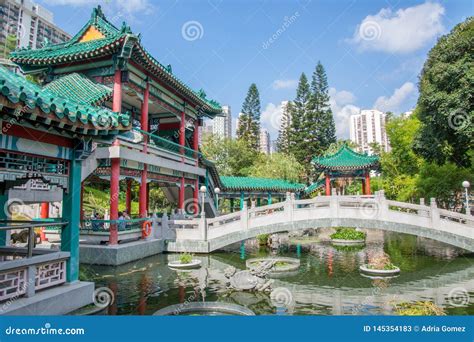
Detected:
left=241, top=201, right=248, bottom=229
left=25, top=265, right=36, bottom=298
left=330, top=189, right=338, bottom=218
left=419, top=198, right=429, bottom=217
left=376, top=190, right=388, bottom=219
left=199, top=214, right=207, bottom=241
left=284, top=192, right=294, bottom=222
left=430, top=198, right=440, bottom=228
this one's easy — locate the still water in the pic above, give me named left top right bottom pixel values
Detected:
left=82, top=230, right=474, bottom=315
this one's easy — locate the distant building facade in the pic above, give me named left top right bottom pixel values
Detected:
left=259, top=128, right=270, bottom=154
left=349, top=109, right=390, bottom=155
left=0, top=0, right=70, bottom=55
left=212, top=105, right=232, bottom=139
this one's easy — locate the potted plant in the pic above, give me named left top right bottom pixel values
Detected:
left=330, top=227, right=366, bottom=246
left=360, top=252, right=400, bottom=276
left=168, top=253, right=202, bottom=269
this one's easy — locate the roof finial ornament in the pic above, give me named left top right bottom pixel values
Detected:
left=166, top=64, right=172, bottom=73
left=197, top=88, right=207, bottom=99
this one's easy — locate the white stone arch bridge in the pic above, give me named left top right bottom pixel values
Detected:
left=164, top=191, right=474, bottom=253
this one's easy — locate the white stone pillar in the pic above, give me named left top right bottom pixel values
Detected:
left=430, top=198, right=440, bottom=228
left=241, top=201, right=248, bottom=230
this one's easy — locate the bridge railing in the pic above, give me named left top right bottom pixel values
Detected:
left=207, top=211, right=241, bottom=229
left=438, top=208, right=474, bottom=226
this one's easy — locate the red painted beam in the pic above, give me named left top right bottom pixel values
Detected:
left=2, top=123, right=73, bottom=148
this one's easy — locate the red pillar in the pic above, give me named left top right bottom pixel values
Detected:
left=361, top=179, right=366, bottom=195
left=139, top=82, right=150, bottom=218
left=40, top=202, right=49, bottom=241
left=193, top=119, right=199, bottom=163
left=125, top=179, right=132, bottom=215
left=365, top=172, right=371, bottom=195
left=112, top=70, right=122, bottom=113
left=109, top=141, right=120, bottom=245
left=179, top=178, right=185, bottom=212
left=178, top=112, right=186, bottom=211
left=325, top=174, right=331, bottom=196
left=146, top=182, right=150, bottom=213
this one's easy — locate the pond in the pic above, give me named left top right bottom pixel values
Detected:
left=81, top=230, right=474, bottom=315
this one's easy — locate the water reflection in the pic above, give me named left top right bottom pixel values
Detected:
left=83, top=230, right=474, bottom=315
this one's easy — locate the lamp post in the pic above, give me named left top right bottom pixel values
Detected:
left=200, top=186, right=207, bottom=216
left=462, top=181, right=470, bottom=215
left=214, top=187, right=221, bottom=213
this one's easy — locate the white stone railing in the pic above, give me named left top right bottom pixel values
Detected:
left=169, top=191, right=474, bottom=251
left=0, top=248, right=69, bottom=304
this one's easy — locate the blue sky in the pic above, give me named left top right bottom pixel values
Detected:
left=39, top=0, right=472, bottom=140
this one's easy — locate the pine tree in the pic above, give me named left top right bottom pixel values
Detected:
left=288, top=73, right=311, bottom=166
left=237, top=83, right=261, bottom=150
left=309, top=61, right=336, bottom=155
left=277, top=101, right=293, bottom=154
left=1, top=34, right=17, bottom=59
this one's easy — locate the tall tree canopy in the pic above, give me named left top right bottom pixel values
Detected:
left=414, top=17, right=473, bottom=167
left=248, top=153, right=304, bottom=183
left=237, top=83, right=261, bottom=150
left=277, top=102, right=293, bottom=154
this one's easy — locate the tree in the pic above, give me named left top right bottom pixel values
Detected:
left=237, top=83, right=261, bottom=150
left=309, top=61, right=336, bottom=154
left=1, top=34, right=17, bottom=59
left=277, top=102, right=292, bottom=154
left=288, top=73, right=311, bottom=167
left=200, top=134, right=257, bottom=176
left=414, top=17, right=473, bottom=167
left=248, top=153, right=304, bottom=183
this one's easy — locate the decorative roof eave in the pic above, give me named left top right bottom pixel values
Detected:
left=0, top=66, right=130, bottom=136
left=219, top=176, right=305, bottom=193
left=10, top=35, right=126, bottom=66
left=131, top=45, right=222, bottom=116
left=312, top=162, right=380, bottom=172
left=311, top=144, right=380, bottom=171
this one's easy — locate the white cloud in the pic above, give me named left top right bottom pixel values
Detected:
left=44, top=0, right=155, bottom=15
left=329, top=88, right=360, bottom=139
left=351, top=2, right=445, bottom=53
left=271, top=79, right=298, bottom=90
left=260, top=102, right=286, bottom=138
left=373, top=82, right=416, bottom=112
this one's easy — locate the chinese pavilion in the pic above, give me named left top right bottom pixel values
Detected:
left=311, top=144, right=379, bottom=196
left=10, top=6, right=222, bottom=242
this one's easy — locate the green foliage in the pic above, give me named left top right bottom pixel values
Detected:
left=330, top=228, right=366, bottom=240
left=237, top=83, right=261, bottom=150
left=256, top=234, right=270, bottom=246
left=248, top=153, right=304, bottom=183
left=414, top=17, right=473, bottom=167
left=200, top=135, right=257, bottom=176
left=394, top=301, right=445, bottom=316
left=416, top=161, right=473, bottom=209
left=179, top=253, right=193, bottom=264
left=1, top=34, right=17, bottom=59
left=286, top=63, right=337, bottom=178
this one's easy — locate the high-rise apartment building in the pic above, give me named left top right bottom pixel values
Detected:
left=212, top=105, right=232, bottom=139
left=349, top=109, right=390, bottom=155
left=0, top=0, right=70, bottom=57
left=259, top=128, right=270, bottom=154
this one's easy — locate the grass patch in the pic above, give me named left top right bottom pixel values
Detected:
left=394, top=301, right=445, bottom=316
left=330, top=227, right=366, bottom=240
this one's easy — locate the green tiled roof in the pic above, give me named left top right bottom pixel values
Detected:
left=220, top=176, right=305, bottom=192
left=312, top=144, right=379, bottom=171
left=44, top=73, right=111, bottom=105
left=304, top=179, right=326, bottom=195
left=0, top=66, right=130, bottom=135
left=10, top=6, right=221, bottom=116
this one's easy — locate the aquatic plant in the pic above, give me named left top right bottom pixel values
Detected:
left=179, top=253, right=193, bottom=264
left=330, top=227, right=366, bottom=240
left=393, top=301, right=445, bottom=316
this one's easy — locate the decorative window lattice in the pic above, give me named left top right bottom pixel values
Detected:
left=35, top=260, right=66, bottom=290
left=0, top=268, right=27, bottom=302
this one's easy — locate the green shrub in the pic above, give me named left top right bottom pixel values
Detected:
left=330, top=228, right=366, bottom=240
left=179, top=253, right=193, bottom=264
left=394, top=301, right=445, bottom=316
left=256, top=234, right=270, bottom=246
